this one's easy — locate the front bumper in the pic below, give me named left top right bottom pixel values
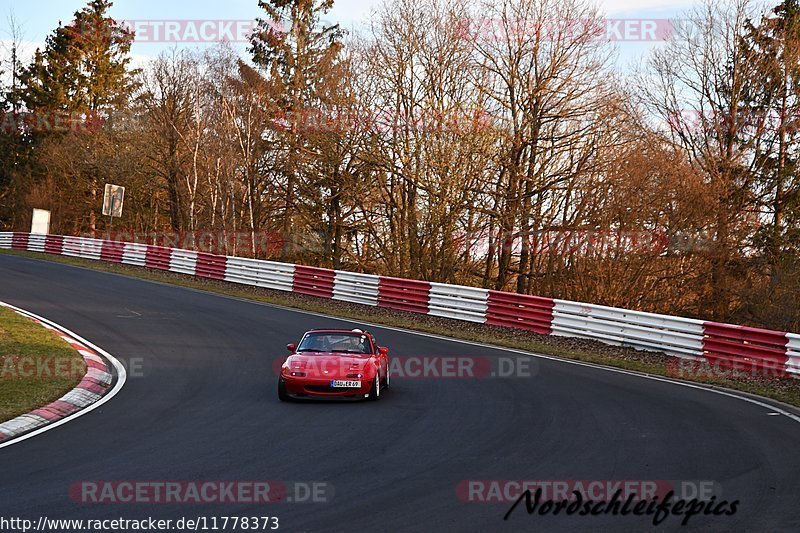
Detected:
left=280, top=376, right=372, bottom=400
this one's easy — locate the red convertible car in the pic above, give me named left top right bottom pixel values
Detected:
left=278, top=329, right=390, bottom=401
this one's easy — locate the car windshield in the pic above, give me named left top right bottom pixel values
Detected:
left=296, top=333, right=371, bottom=354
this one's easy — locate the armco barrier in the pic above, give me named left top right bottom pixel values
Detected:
left=27, top=233, right=46, bottom=253
left=703, top=323, right=789, bottom=374
left=428, top=283, right=488, bottom=323
left=169, top=249, right=197, bottom=275
left=26, top=234, right=45, bottom=253
left=2, top=231, right=799, bottom=377
left=787, top=334, right=800, bottom=375
left=122, top=242, right=147, bottom=266
left=378, top=277, right=430, bottom=313
left=11, top=232, right=29, bottom=251
left=293, top=265, right=335, bottom=298
left=44, top=234, right=63, bottom=255
left=552, top=301, right=704, bottom=358
left=100, top=240, right=125, bottom=263
left=145, top=244, right=171, bottom=270
left=487, top=291, right=554, bottom=334
left=195, top=252, right=227, bottom=280
left=225, top=257, right=295, bottom=291
left=334, top=271, right=380, bottom=306
left=63, top=235, right=102, bottom=261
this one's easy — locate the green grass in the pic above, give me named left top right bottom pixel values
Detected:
left=3, top=248, right=800, bottom=409
left=0, top=306, right=87, bottom=422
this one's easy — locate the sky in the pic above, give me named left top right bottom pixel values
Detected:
left=0, top=0, right=700, bottom=71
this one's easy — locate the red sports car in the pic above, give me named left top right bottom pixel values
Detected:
left=278, top=329, right=390, bottom=401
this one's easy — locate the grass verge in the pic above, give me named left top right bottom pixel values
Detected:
left=3, top=248, right=800, bottom=409
left=0, top=305, right=87, bottom=422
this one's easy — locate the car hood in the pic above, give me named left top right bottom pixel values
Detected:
left=285, top=352, right=371, bottom=377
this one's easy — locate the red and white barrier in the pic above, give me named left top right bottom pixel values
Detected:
left=3, top=231, right=799, bottom=377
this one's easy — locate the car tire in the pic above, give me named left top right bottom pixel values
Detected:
left=368, top=373, right=381, bottom=401
left=382, top=366, right=390, bottom=390
left=278, top=379, right=289, bottom=402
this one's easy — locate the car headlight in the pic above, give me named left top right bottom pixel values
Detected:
left=346, top=373, right=363, bottom=379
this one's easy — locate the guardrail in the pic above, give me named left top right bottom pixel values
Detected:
left=787, top=334, right=800, bottom=375
left=428, top=283, right=488, bottom=323
left=2, top=231, right=798, bottom=377
left=703, top=323, right=789, bottom=374
left=378, top=277, right=430, bottom=314
left=225, top=256, right=294, bottom=292
left=334, top=271, right=380, bottom=306
left=552, top=300, right=704, bottom=358
left=487, top=291, right=554, bottom=334
left=293, top=265, right=335, bottom=298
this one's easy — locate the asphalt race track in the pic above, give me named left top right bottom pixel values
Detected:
left=2, top=253, right=800, bottom=532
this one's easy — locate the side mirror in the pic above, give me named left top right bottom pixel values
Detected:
left=378, top=346, right=389, bottom=356
left=287, top=343, right=297, bottom=352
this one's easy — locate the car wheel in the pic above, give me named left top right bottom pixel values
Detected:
left=368, top=373, right=381, bottom=401
left=382, top=365, right=390, bottom=389
left=278, top=379, right=289, bottom=402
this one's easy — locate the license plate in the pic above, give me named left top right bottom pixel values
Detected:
left=331, top=380, right=361, bottom=388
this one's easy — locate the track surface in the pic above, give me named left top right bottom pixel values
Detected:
left=1, top=253, right=800, bottom=532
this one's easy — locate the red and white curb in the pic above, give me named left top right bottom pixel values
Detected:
left=0, top=301, right=126, bottom=449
